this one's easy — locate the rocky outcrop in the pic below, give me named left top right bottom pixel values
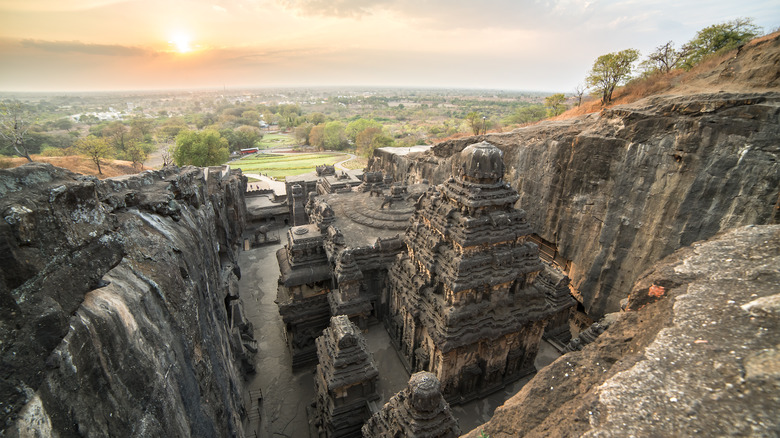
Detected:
left=462, top=224, right=780, bottom=437
left=371, top=91, right=780, bottom=317
left=1, top=163, right=250, bottom=437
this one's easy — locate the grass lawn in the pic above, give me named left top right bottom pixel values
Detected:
left=233, top=153, right=350, bottom=180
left=258, top=133, right=298, bottom=149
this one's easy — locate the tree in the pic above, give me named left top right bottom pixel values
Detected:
left=355, top=126, right=382, bottom=157
left=323, top=121, right=347, bottom=150
left=680, top=18, right=761, bottom=69
left=586, top=48, right=640, bottom=105
left=544, top=93, right=568, bottom=117
left=504, top=105, right=547, bottom=125
left=465, top=112, right=484, bottom=135
left=642, top=41, right=683, bottom=74
left=294, top=123, right=313, bottom=145
left=173, top=129, right=229, bottom=167
left=129, top=117, right=155, bottom=140
left=120, top=140, right=153, bottom=170
left=307, top=112, right=326, bottom=125
left=221, top=126, right=263, bottom=152
left=77, top=135, right=112, bottom=175
left=52, top=118, right=74, bottom=132
left=0, top=101, right=35, bottom=161
left=573, top=84, right=587, bottom=107
left=79, top=114, right=99, bottom=125
left=309, top=124, right=325, bottom=150
left=102, top=121, right=131, bottom=152
left=161, top=143, right=175, bottom=167
left=157, top=117, right=188, bottom=142
left=345, top=118, right=382, bottom=142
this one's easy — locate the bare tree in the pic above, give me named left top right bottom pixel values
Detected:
left=574, top=84, right=587, bottom=107
left=161, top=142, right=176, bottom=167
left=646, top=41, right=683, bottom=74
left=0, top=101, right=34, bottom=162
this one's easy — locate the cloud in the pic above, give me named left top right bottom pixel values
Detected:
left=277, top=0, right=389, bottom=18
left=0, top=0, right=133, bottom=12
left=213, top=4, right=228, bottom=12
left=275, top=0, right=593, bottom=29
left=19, top=39, right=150, bottom=56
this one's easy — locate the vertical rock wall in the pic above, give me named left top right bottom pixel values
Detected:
left=1, top=163, right=249, bottom=437
left=370, top=92, right=780, bottom=317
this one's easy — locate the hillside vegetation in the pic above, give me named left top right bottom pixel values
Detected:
left=559, top=30, right=780, bottom=119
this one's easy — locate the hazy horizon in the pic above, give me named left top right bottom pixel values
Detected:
left=1, top=0, right=778, bottom=93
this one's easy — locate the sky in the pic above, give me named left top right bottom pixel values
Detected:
left=0, top=0, right=778, bottom=93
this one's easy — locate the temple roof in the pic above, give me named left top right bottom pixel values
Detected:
left=452, top=141, right=505, bottom=183
left=316, top=315, right=378, bottom=391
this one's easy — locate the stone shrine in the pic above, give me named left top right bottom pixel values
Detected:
left=276, top=174, right=428, bottom=367
left=384, top=141, right=575, bottom=403
left=276, top=223, right=333, bottom=366
left=312, top=315, right=379, bottom=437
left=361, top=372, right=460, bottom=438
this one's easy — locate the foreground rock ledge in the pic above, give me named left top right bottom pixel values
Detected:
left=464, top=224, right=780, bottom=437
left=1, top=163, right=248, bottom=437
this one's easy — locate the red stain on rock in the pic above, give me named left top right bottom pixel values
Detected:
left=648, top=284, right=666, bottom=298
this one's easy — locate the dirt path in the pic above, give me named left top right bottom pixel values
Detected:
left=334, top=153, right=356, bottom=171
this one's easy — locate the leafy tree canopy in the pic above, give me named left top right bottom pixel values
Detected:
left=345, top=118, right=382, bottom=142
left=544, top=93, right=568, bottom=117
left=586, top=48, right=640, bottom=105
left=76, top=135, right=112, bottom=175
left=681, top=18, right=761, bottom=69
left=323, top=121, right=348, bottom=150
left=309, top=124, right=325, bottom=150
left=173, top=129, right=229, bottom=167
left=221, top=125, right=263, bottom=152
left=465, top=111, right=485, bottom=135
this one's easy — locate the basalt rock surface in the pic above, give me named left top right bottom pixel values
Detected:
left=1, top=163, right=250, bottom=437
left=371, top=91, right=780, bottom=317
left=462, top=224, right=780, bottom=437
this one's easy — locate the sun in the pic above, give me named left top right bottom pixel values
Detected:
left=169, top=33, right=192, bottom=53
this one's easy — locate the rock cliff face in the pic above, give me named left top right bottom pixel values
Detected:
left=371, top=91, right=779, bottom=317
left=462, top=224, right=780, bottom=437
left=1, top=163, right=249, bottom=437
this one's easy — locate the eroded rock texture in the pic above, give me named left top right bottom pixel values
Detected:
left=462, top=225, right=780, bottom=437
left=1, top=163, right=251, bottom=437
left=371, top=91, right=780, bottom=317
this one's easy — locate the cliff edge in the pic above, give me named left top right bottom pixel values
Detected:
left=370, top=33, right=780, bottom=317
left=1, top=163, right=251, bottom=437
left=463, top=224, right=780, bottom=437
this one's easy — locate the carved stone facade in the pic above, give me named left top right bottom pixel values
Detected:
left=276, top=223, right=333, bottom=367
left=313, top=316, right=379, bottom=438
left=290, top=183, right=308, bottom=226
left=537, top=264, right=576, bottom=348
left=276, top=174, right=427, bottom=367
left=362, top=372, right=460, bottom=438
left=385, top=142, right=574, bottom=403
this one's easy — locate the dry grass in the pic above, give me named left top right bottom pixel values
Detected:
left=551, top=32, right=780, bottom=121
left=2, top=155, right=143, bottom=179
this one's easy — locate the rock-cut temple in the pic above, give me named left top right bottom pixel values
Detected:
left=275, top=141, right=575, bottom=412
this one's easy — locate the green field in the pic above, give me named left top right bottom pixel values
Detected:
left=258, top=133, right=298, bottom=149
left=233, top=153, right=349, bottom=180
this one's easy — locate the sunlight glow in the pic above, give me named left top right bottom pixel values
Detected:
left=169, top=33, right=192, bottom=53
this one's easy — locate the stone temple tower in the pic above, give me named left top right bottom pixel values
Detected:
left=385, top=141, right=562, bottom=404
left=362, top=372, right=460, bottom=438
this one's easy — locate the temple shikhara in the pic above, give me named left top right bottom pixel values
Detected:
left=385, top=142, right=572, bottom=402
left=273, top=141, right=575, bottom=432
